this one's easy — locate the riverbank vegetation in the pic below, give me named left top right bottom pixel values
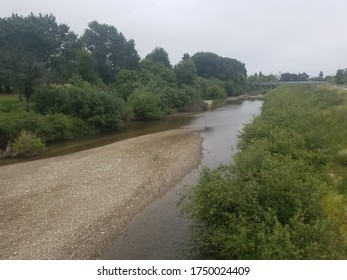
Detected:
left=0, top=13, right=248, bottom=157
left=335, top=69, right=347, bottom=85
left=184, top=85, right=347, bottom=259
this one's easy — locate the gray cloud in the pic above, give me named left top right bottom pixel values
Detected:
left=1, top=0, right=346, bottom=76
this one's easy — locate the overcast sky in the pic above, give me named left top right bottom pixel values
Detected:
left=1, top=0, right=346, bottom=77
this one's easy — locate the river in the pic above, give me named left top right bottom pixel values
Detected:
left=102, top=99, right=263, bottom=259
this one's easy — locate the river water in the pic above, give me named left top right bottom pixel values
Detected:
left=103, top=99, right=263, bottom=259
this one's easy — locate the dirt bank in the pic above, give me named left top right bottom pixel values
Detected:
left=0, top=129, right=202, bottom=259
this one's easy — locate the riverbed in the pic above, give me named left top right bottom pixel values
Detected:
left=0, top=129, right=202, bottom=259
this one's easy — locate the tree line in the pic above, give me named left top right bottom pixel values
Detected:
left=0, top=13, right=248, bottom=155
left=248, top=71, right=328, bottom=84
left=0, top=13, right=248, bottom=99
left=248, top=69, right=347, bottom=88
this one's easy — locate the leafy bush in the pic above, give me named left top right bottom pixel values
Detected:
left=312, top=87, right=344, bottom=108
left=195, top=78, right=226, bottom=100
left=36, top=113, right=93, bottom=142
left=32, top=81, right=130, bottom=130
left=128, top=88, right=165, bottom=120
left=337, top=149, right=347, bottom=165
left=11, top=131, right=45, bottom=157
left=160, top=87, right=187, bottom=110
left=0, top=110, right=94, bottom=149
left=206, top=84, right=227, bottom=100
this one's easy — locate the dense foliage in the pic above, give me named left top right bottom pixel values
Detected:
left=335, top=69, right=347, bottom=85
left=0, top=104, right=92, bottom=150
left=184, top=86, right=347, bottom=259
left=11, top=131, right=45, bottom=157
left=280, top=72, right=309, bottom=81
left=191, top=52, right=247, bottom=96
left=32, top=80, right=130, bottom=130
left=0, top=13, right=79, bottom=105
left=81, top=21, right=140, bottom=84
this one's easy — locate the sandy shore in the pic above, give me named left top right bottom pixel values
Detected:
left=0, top=129, right=202, bottom=259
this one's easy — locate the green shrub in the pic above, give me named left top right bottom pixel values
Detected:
left=0, top=110, right=94, bottom=150
left=37, top=113, right=94, bottom=142
left=128, top=88, right=165, bottom=120
left=11, top=131, right=45, bottom=157
left=337, top=149, right=347, bottom=165
left=195, top=78, right=227, bottom=100
left=206, top=84, right=227, bottom=100
left=312, top=87, right=344, bottom=108
left=32, top=82, right=129, bottom=130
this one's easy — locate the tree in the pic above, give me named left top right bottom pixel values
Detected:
left=81, top=21, right=140, bottom=84
left=139, top=59, right=177, bottom=88
left=335, top=69, right=347, bottom=85
left=0, top=13, right=79, bottom=106
left=191, top=52, right=219, bottom=79
left=145, top=47, right=172, bottom=68
left=191, top=52, right=247, bottom=82
left=181, top=53, right=191, bottom=62
left=114, top=69, right=139, bottom=100
left=174, top=59, right=197, bottom=86
left=190, top=52, right=247, bottom=95
left=75, top=50, right=99, bottom=83
left=280, top=72, right=309, bottom=82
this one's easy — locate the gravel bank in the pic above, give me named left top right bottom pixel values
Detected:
left=0, top=129, right=202, bottom=259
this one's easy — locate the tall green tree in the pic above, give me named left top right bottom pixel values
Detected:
left=191, top=52, right=220, bottom=79
left=114, top=69, right=139, bottom=100
left=181, top=53, right=191, bottom=62
left=75, top=50, right=99, bottom=83
left=145, top=47, right=172, bottom=68
left=140, top=59, right=177, bottom=88
left=174, top=58, right=197, bottom=86
left=191, top=52, right=247, bottom=82
left=280, top=72, right=309, bottom=81
left=0, top=13, right=79, bottom=105
left=191, top=52, right=247, bottom=95
left=335, top=69, right=347, bottom=85
left=81, top=21, right=140, bottom=84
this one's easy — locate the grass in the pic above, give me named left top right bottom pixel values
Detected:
left=0, top=94, right=21, bottom=112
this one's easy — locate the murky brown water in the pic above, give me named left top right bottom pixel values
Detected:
left=103, top=100, right=263, bottom=259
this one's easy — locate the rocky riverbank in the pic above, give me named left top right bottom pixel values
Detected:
left=0, top=129, right=202, bottom=259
